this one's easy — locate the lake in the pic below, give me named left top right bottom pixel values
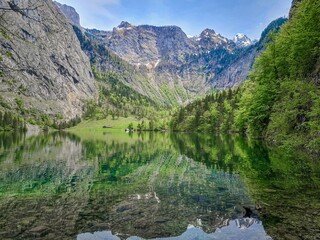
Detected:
left=0, top=131, right=319, bottom=240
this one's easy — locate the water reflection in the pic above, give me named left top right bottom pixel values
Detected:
left=78, top=219, right=271, bottom=240
left=0, top=131, right=319, bottom=239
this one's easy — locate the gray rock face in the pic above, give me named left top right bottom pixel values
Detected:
left=192, top=29, right=235, bottom=52
left=96, top=23, right=239, bottom=67
left=86, top=22, right=257, bottom=104
left=210, top=46, right=257, bottom=89
left=54, top=1, right=81, bottom=27
left=0, top=0, right=96, bottom=119
left=104, top=22, right=197, bottom=65
left=50, top=1, right=286, bottom=107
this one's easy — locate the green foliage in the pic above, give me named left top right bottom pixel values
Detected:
left=235, top=0, right=320, bottom=149
left=127, top=122, right=133, bottom=130
left=171, top=88, right=240, bottom=133
left=51, top=116, right=82, bottom=130
left=160, top=84, right=179, bottom=106
left=82, top=67, right=170, bottom=123
left=258, top=17, right=288, bottom=50
left=265, top=80, right=317, bottom=149
left=0, top=96, right=11, bottom=109
left=0, top=111, right=26, bottom=132
left=15, top=98, right=26, bottom=115
left=171, top=0, right=320, bottom=152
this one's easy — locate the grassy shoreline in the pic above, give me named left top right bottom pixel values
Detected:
left=68, top=116, right=143, bottom=132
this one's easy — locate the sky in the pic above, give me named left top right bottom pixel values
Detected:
left=55, top=0, right=292, bottom=40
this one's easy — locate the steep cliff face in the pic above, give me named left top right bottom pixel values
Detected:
left=209, top=46, right=257, bottom=89
left=54, top=1, right=81, bottom=27
left=51, top=1, right=285, bottom=107
left=84, top=22, right=257, bottom=105
left=103, top=22, right=197, bottom=66
left=191, top=29, right=236, bottom=52
left=0, top=0, right=96, bottom=119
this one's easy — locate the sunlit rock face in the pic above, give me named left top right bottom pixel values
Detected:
left=54, top=1, right=81, bottom=27
left=0, top=0, right=96, bottom=119
left=106, top=22, right=197, bottom=66
left=80, top=21, right=258, bottom=104
left=48, top=2, right=286, bottom=106
left=88, top=22, right=254, bottom=92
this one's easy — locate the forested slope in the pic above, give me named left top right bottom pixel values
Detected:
left=171, top=0, right=320, bottom=153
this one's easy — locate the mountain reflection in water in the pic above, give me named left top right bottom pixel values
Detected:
left=0, top=131, right=319, bottom=239
left=78, top=218, right=271, bottom=240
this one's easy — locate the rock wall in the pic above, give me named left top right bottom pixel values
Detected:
left=0, top=0, right=96, bottom=119
left=54, top=1, right=81, bottom=27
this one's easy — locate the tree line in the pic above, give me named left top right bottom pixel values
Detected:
left=0, top=111, right=26, bottom=131
left=171, top=0, right=320, bottom=153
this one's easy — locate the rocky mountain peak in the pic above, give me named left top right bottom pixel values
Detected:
left=54, top=1, right=81, bottom=27
left=102, top=23, right=195, bottom=65
left=117, top=21, right=135, bottom=29
left=200, top=28, right=217, bottom=37
left=192, top=28, right=233, bottom=51
left=233, top=33, right=253, bottom=48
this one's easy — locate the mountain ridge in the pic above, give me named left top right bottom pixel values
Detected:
left=0, top=0, right=289, bottom=126
left=53, top=1, right=289, bottom=108
left=81, top=20, right=260, bottom=105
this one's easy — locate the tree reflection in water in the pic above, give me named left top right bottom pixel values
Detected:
left=0, top=131, right=319, bottom=239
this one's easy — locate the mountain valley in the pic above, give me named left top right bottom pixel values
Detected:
left=1, top=1, right=320, bottom=239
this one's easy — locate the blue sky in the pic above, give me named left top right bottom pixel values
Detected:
left=55, top=0, right=292, bottom=39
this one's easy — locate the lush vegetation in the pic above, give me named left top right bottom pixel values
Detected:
left=171, top=88, right=241, bottom=133
left=1, top=26, right=171, bottom=132
left=81, top=70, right=172, bottom=131
left=257, top=17, right=287, bottom=51
left=171, top=0, right=320, bottom=153
left=72, top=25, right=173, bottom=129
left=84, top=69, right=160, bottom=120
left=0, top=111, right=26, bottom=131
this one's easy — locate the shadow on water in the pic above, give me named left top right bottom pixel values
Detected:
left=0, top=131, right=319, bottom=239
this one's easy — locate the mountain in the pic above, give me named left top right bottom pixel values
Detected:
left=80, top=21, right=260, bottom=105
left=52, top=0, right=288, bottom=106
left=233, top=33, right=253, bottom=48
left=54, top=1, right=81, bottom=27
left=0, top=0, right=96, bottom=121
left=0, top=0, right=290, bottom=127
left=52, top=1, right=280, bottom=107
left=191, top=29, right=235, bottom=52
left=105, top=22, right=196, bottom=66
left=171, top=0, right=320, bottom=153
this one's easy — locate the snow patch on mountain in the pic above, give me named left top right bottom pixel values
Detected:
left=233, top=33, right=253, bottom=48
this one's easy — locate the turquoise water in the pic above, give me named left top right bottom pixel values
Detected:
left=0, top=131, right=319, bottom=239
